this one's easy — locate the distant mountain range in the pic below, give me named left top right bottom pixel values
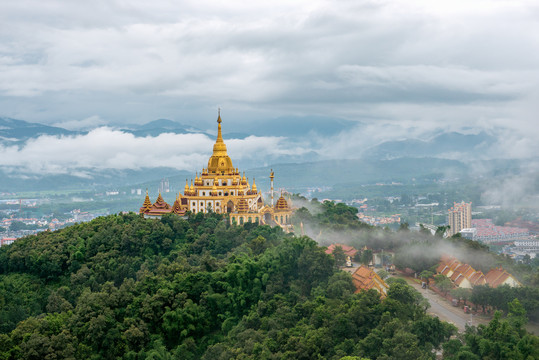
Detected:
left=0, top=117, right=77, bottom=144
left=1, top=116, right=496, bottom=158
left=0, top=115, right=521, bottom=194
left=364, top=131, right=496, bottom=159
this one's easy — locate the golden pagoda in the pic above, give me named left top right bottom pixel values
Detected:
left=139, top=112, right=294, bottom=231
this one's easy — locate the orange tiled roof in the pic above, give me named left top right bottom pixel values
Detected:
left=484, top=267, right=521, bottom=288
left=469, top=271, right=486, bottom=286
left=351, top=265, right=388, bottom=297
left=436, top=256, right=489, bottom=287
left=325, top=243, right=358, bottom=257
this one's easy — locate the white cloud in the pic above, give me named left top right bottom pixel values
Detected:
left=0, top=128, right=304, bottom=175
left=0, top=0, right=538, bottom=161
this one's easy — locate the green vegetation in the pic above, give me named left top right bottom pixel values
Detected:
left=0, top=210, right=454, bottom=359
left=444, top=300, right=539, bottom=360
left=0, top=202, right=538, bottom=359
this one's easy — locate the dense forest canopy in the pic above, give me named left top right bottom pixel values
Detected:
left=0, top=204, right=538, bottom=359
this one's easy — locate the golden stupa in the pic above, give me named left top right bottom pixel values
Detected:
left=140, top=111, right=293, bottom=230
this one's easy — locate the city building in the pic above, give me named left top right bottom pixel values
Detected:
left=0, top=237, right=16, bottom=247
left=447, top=201, right=472, bottom=236
left=471, top=219, right=529, bottom=244
left=514, top=239, right=539, bottom=253
left=140, top=112, right=294, bottom=231
left=459, top=228, right=477, bottom=240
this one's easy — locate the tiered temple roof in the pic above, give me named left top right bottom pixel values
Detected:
left=138, top=112, right=294, bottom=229
left=275, top=194, right=289, bottom=211
left=139, top=190, right=152, bottom=214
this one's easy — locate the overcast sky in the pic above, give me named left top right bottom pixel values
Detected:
left=1, top=0, right=538, bottom=174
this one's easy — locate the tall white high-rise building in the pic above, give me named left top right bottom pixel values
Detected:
left=447, top=201, right=472, bottom=237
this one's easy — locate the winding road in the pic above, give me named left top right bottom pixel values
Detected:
left=402, top=277, right=489, bottom=332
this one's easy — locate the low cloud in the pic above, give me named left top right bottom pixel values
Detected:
left=0, top=128, right=305, bottom=176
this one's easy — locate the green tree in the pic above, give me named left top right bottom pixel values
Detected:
left=450, top=287, right=471, bottom=306
left=360, top=249, right=373, bottom=266
left=9, top=221, right=28, bottom=231
left=398, top=222, right=410, bottom=232
left=419, top=270, right=434, bottom=287
left=434, top=275, right=452, bottom=295
left=332, top=245, right=347, bottom=267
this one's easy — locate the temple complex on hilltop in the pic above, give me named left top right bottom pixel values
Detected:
left=140, top=112, right=294, bottom=231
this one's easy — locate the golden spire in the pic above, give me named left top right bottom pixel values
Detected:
left=207, top=110, right=234, bottom=174
left=252, top=178, right=257, bottom=192
left=214, top=110, right=226, bottom=152
left=184, top=179, right=189, bottom=194
left=190, top=179, right=194, bottom=193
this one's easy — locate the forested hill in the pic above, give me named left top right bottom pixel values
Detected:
left=0, top=212, right=537, bottom=359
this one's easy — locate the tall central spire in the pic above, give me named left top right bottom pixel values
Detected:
left=215, top=108, right=224, bottom=145
left=208, top=110, right=234, bottom=174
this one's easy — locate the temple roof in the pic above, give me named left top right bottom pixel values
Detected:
left=152, top=193, right=170, bottom=209
left=351, top=265, right=388, bottom=297
left=237, top=198, right=249, bottom=213
left=171, top=193, right=186, bottom=215
left=325, top=243, right=358, bottom=257
left=275, top=194, right=289, bottom=211
left=139, top=190, right=152, bottom=214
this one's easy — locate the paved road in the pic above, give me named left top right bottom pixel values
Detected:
left=403, top=278, right=488, bottom=332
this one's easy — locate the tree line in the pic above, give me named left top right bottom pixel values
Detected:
left=0, top=203, right=536, bottom=359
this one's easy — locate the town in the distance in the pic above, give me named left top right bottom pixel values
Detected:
left=2, top=115, right=537, bottom=266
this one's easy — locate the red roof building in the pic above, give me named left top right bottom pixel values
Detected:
left=484, top=267, right=521, bottom=288
left=325, top=243, right=358, bottom=257
left=351, top=265, right=389, bottom=298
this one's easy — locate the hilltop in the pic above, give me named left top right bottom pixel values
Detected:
left=0, top=203, right=538, bottom=359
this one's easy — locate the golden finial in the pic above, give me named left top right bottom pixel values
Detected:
left=252, top=178, right=257, bottom=192
left=217, top=108, right=222, bottom=124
